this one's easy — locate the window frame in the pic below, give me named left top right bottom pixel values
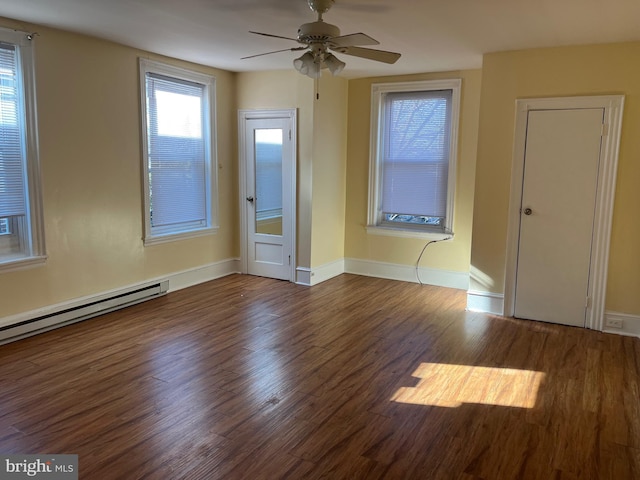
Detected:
left=139, top=58, right=218, bottom=245
left=0, top=28, right=46, bottom=272
left=367, top=79, right=461, bottom=240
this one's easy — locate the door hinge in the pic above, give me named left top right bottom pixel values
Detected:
left=288, top=255, right=291, bottom=265
left=601, top=123, right=608, bottom=137
left=289, top=129, right=292, bottom=141
left=586, top=296, right=592, bottom=308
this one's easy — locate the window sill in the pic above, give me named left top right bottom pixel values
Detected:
left=144, top=226, right=219, bottom=246
left=366, top=225, right=454, bottom=241
left=0, top=255, right=47, bottom=273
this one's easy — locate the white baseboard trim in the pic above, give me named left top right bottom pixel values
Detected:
left=167, top=258, right=241, bottom=292
left=296, top=267, right=312, bottom=286
left=604, top=311, right=640, bottom=338
left=467, top=290, right=505, bottom=315
left=344, top=258, right=469, bottom=290
left=310, top=259, right=345, bottom=286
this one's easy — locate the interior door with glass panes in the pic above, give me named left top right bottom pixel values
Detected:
left=241, top=112, right=295, bottom=281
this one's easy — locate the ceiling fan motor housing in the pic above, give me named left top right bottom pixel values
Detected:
left=297, top=21, right=340, bottom=44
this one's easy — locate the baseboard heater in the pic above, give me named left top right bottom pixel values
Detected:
left=0, top=280, right=169, bottom=345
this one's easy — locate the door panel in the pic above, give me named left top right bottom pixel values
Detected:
left=242, top=115, right=295, bottom=281
left=514, top=108, right=603, bottom=327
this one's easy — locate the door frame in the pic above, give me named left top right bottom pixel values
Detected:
left=504, top=95, right=624, bottom=330
left=238, top=108, right=297, bottom=280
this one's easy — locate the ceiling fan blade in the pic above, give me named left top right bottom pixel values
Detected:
left=331, top=33, right=379, bottom=47
left=249, top=31, right=299, bottom=42
left=337, top=46, right=401, bottom=64
left=241, top=47, right=307, bottom=60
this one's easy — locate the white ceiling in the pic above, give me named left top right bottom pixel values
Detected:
left=1, top=0, right=640, bottom=78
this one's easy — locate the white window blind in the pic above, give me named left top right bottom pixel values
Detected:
left=0, top=29, right=45, bottom=270
left=145, top=72, right=207, bottom=233
left=381, top=89, right=452, bottom=218
left=0, top=42, right=27, bottom=218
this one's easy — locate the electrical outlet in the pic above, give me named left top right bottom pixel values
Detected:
left=605, top=318, right=623, bottom=329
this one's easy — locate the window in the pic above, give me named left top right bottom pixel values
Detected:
left=0, top=29, right=45, bottom=271
left=368, top=79, right=461, bottom=238
left=139, top=59, right=217, bottom=244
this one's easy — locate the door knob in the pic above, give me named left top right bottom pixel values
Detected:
left=246, top=196, right=254, bottom=203
left=523, top=207, right=532, bottom=215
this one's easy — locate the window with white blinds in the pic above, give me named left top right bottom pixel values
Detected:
left=0, top=29, right=45, bottom=270
left=0, top=43, right=25, bottom=219
left=369, top=80, right=461, bottom=236
left=140, top=60, right=217, bottom=244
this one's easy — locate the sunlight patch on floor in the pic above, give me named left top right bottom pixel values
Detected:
left=391, top=363, right=544, bottom=409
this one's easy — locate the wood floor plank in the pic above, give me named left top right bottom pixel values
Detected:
left=1, top=273, right=639, bottom=479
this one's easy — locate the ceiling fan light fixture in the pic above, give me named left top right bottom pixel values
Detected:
left=294, top=51, right=322, bottom=79
left=324, top=53, right=346, bottom=75
left=293, top=51, right=312, bottom=74
left=307, top=60, right=322, bottom=79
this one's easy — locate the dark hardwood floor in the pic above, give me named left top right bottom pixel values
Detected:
left=1, top=274, right=639, bottom=479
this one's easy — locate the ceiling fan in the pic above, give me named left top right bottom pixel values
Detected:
left=242, top=0, right=401, bottom=78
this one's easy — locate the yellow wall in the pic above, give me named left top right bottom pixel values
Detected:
left=0, top=19, right=237, bottom=318
left=311, top=74, right=348, bottom=267
left=344, top=70, right=482, bottom=273
left=471, top=42, right=640, bottom=315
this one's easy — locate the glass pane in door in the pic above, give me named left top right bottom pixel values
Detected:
left=254, top=128, right=283, bottom=236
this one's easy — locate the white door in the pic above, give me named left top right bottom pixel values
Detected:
left=514, top=108, right=604, bottom=327
left=240, top=111, right=296, bottom=281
